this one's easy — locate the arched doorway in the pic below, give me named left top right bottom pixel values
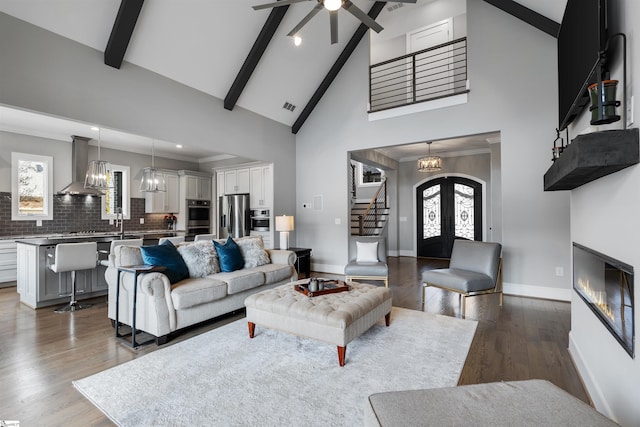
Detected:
left=416, top=176, right=482, bottom=258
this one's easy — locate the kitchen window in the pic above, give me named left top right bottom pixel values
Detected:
left=11, top=152, right=53, bottom=221
left=101, top=164, right=130, bottom=220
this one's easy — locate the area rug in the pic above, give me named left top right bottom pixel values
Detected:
left=74, top=307, right=477, bottom=426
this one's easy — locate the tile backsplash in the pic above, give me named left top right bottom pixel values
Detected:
left=0, top=192, right=177, bottom=237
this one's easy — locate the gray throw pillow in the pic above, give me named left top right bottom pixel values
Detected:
left=177, top=240, right=220, bottom=278
left=235, top=236, right=271, bottom=268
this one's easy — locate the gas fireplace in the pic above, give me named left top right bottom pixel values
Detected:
left=573, top=243, right=634, bottom=357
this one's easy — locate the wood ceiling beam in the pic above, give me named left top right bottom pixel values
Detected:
left=483, top=0, right=560, bottom=38
left=292, top=1, right=386, bottom=135
left=104, top=0, right=145, bottom=69
left=224, top=6, right=290, bottom=111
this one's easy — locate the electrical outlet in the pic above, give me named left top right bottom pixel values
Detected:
left=139, top=218, right=145, bottom=224
left=36, top=219, right=42, bottom=227
left=109, top=219, right=114, bottom=225
left=334, top=218, right=341, bottom=225
left=555, top=267, right=564, bottom=277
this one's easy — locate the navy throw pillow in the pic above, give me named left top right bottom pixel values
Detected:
left=213, top=236, right=244, bottom=272
left=140, top=240, right=189, bottom=284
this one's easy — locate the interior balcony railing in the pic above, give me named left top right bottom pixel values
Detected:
left=369, top=37, right=469, bottom=113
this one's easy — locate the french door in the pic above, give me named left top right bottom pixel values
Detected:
left=417, top=177, right=482, bottom=258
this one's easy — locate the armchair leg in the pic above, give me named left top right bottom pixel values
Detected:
left=461, top=295, right=466, bottom=318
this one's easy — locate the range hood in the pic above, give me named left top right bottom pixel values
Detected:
left=57, top=135, right=105, bottom=196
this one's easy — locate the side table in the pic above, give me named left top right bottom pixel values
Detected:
left=280, top=247, right=312, bottom=279
left=115, top=264, right=166, bottom=348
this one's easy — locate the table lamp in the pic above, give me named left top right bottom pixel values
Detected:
left=275, top=215, right=294, bottom=250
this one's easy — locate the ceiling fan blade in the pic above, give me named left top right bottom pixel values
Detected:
left=252, top=0, right=310, bottom=11
left=343, top=0, right=384, bottom=33
left=330, top=10, right=338, bottom=44
left=287, top=3, right=324, bottom=37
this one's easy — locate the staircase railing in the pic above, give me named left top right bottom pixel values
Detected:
left=358, top=178, right=388, bottom=236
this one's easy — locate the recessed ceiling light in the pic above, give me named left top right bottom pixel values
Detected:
left=294, top=35, right=302, bottom=46
left=176, top=144, right=183, bottom=149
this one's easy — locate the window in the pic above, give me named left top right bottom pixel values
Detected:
left=101, top=164, right=130, bottom=220
left=357, top=162, right=384, bottom=187
left=11, top=152, right=53, bottom=221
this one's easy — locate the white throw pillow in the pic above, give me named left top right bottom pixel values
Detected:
left=177, top=240, right=220, bottom=278
left=235, top=236, right=271, bottom=268
left=356, top=241, right=379, bottom=263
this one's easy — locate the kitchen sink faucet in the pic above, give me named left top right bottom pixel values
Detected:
left=115, top=208, right=125, bottom=239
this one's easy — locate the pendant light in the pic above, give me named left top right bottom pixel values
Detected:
left=140, top=139, right=166, bottom=192
left=417, top=142, right=442, bottom=172
left=84, top=127, right=113, bottom=191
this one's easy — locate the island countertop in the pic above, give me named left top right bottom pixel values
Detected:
left=14, top=230, right=186, bottom=246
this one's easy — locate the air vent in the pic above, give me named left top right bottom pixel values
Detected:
left=386, top=3, right=404, bottom=12
left=282, top=102, right=296, bottom=112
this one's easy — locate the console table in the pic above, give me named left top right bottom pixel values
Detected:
left=115, top=264, right=166, bottom=348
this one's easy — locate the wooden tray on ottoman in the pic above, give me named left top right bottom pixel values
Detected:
left=295, top=279, right=350, bottom=297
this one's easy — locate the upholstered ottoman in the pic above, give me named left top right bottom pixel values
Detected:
left=244, top=280, right=392, bottom=366
left=364, top=380, right=619, bottom=426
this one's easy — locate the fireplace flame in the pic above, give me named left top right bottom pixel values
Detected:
left=577, top=278, right=615, bottom=322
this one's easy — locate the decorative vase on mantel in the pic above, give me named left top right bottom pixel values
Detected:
left=588, top=79, right=621, bottom=125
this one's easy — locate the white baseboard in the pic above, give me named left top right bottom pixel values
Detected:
left=398, top=250, right=415, bottom=257
left=568, top=332, right=614, bottom=419
left=503, top=282, right=571, bottom=301
left=388, top=250, right=399, bottom=257
left=311, top=263, right=344, bottom=275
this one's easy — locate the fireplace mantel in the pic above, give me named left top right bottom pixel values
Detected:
left=543, top=128, right=639, bottom=191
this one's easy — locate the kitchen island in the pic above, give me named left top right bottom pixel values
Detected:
left=15, top=230, right=185, bottom=309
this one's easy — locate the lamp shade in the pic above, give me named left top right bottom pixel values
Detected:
left=275, top=215, right=294, bottom=232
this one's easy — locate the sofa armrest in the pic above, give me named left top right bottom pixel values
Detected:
left=267, top=249, right=297, bottom=266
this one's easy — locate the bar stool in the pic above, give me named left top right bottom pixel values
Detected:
left=194, top=234, right=216, bottom=242
left=49, top=241, right=98, bottom=313
left=158, top=236, right=185, bottom=245
left=98, top=238, right=143, bottom=267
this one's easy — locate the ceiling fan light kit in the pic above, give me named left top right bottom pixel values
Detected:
left=253, top=0, right=417, bottom=45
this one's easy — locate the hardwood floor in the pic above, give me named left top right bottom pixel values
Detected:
left=0, top=257, right=588, bottom=425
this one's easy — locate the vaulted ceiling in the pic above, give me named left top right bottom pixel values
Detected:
left=0, top=0, right=566, bottom=159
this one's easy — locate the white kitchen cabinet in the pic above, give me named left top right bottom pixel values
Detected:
left=250, top=230, right=273, bottom=249
left=185, top=175, right=212, bottom=200
left=250, top=165, right=273, bottom=209
left=0, top=240, right=17, bottom=283
left=216, top=172, right=225, bottom=200
left=145, top=172, right=180, bottom=213
left=223, top=168, right=250, bottom=195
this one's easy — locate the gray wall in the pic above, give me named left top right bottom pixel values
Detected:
left=295, top=0, right=572, bottom=301
left=568, top=0, right=640, bottom=424
left=0, top=12, right=296, bottom=225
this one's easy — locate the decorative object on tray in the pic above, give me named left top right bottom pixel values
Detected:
left=295, top=278, right=350, bottom=297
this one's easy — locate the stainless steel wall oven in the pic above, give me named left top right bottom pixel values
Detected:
left=186, top=199, right=211, bottom=237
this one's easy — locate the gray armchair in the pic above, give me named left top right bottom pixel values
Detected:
left=421, top=240, right=502, bottom=318
left=344, top=236, right=389, bottom=287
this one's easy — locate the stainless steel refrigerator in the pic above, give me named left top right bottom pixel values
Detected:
left=218, top=193, right=250, bottom=239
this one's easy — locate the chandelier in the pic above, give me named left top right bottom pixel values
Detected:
left=417, top=142, right=442, bottom=172
left=85, top=127, right=113, bottom=192
left=139, top=139, right=166, bottom=192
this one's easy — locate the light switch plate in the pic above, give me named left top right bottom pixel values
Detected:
left=139, top=218, right=145, bottom=224
left=334, top=218, right=341, bottom=225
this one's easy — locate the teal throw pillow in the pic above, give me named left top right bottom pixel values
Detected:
left=213, top=236, right=244, bottom=272
left=140, top=240, right=189, bottom=284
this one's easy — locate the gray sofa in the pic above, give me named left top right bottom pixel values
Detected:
left=105, top=238, right=297, bottom=343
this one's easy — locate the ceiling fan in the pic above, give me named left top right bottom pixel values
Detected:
left=253, top=0, right=417, bottom=45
